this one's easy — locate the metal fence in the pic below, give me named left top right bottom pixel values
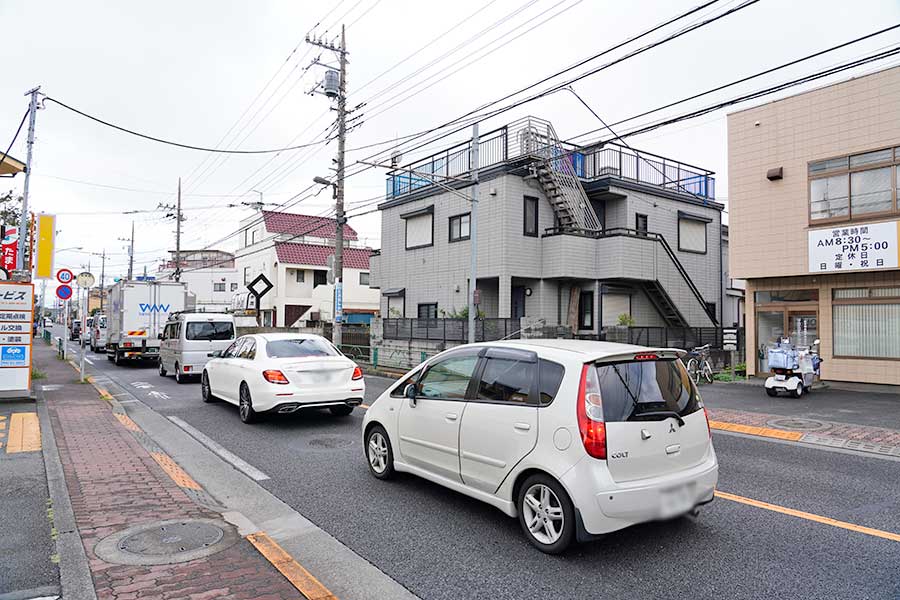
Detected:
left=382, top=318, right=521, bottom=343
left=600, top=326, right=745, bottom=368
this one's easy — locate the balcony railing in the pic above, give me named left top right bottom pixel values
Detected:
left=385, top=116, right=715, bottom=201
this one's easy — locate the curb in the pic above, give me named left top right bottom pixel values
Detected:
left=35, top=384, right=98, bottom=600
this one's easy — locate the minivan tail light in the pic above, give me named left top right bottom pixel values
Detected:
left=351, top=366, right=363, bottom=380
left=263, top=370, right=290, bottom=384
left=576, top=364, right=607, bottom=460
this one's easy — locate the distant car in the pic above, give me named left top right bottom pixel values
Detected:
left=90, top=314, right=108, bottom=354
left=202, top=333, right=365, bottom=424
left=362, top=340, right=718, bottom=554
left=43, top=317, right=52, bottom=327
left=159, top=312, right=235, bottom=384
left=69, top=320, right=81, bottom=341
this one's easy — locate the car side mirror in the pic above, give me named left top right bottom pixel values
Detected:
left=404, top=383, right=417, bottom=406
left=158, top=333, right=164, bottom=340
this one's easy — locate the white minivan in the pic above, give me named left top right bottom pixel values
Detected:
left=90, top=314, right=108, bottom=353
left=159, top=313, right=236, bottom=384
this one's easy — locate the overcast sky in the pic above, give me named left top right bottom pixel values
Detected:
left=2, top=0, right=899, bottom=295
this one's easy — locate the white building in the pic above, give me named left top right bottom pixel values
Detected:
left=234, top=211, right=379, bottom=327
left=155, top=250, right=240, bottom=312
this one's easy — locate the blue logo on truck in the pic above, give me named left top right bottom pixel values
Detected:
left=139, top=303, right=171, bottom=313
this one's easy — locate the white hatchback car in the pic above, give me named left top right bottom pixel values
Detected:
left=202, top=333, right=365, bottom=423
left=362, top=340, right=717, bottom=553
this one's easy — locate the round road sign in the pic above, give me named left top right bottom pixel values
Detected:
left=56, top=284, right=73, bottom=300
left=57, top=268, right=74, bottom=284
left=76, top=271, right=95, bottom=289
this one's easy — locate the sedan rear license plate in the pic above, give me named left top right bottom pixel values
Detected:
left=660, top=484, right=694, bottom=519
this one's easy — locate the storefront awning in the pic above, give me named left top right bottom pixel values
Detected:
left=0, top=154, right=26, bottom=177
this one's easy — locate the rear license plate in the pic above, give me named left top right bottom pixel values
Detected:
left=775, top=374, right=786, bottom=381
left=660, top=484, right=694, bottom=519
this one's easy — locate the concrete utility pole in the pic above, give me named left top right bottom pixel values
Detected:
left=308, top=25, right=348, bottom=349
left=17, top=87, right=40, bottom=272
left=119, top=222, right=135, bottom=280
left=175, top=177, right=182, bottom=282
left=468, top=123, right=479, bottom=344
left=99, top=249, right=106, bottom=311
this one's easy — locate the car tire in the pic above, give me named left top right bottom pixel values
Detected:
left=792, top=384, right=804, bottom=399
left=365, top=425, right=394, bottom=480
left=517, top=474, right=576, bottom=554
left=114, top=351, right=123, bottom=366
left=201, top=371, right=216, bottom=403
left=174, top=363, right=184, bottom=384
left=106, top=350, right=114, bottom=362
left=239, top=383, right=258, bottom=424
left=329, top=404, right=353, bottom=417
left=765, top=387, right=778, bottom=397
left=158, top=360, right=167, bottom=377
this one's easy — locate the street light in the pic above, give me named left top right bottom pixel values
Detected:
left=312, top=176, right=332, bottom=186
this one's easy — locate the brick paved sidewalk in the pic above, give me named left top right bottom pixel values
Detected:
left=35, top=345, right=304, bottom=599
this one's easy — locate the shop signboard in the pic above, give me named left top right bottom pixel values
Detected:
left=808, top=220, right=900, bottom=273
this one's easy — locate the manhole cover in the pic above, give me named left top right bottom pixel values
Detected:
left=309, top=436, right=353, bottom=449
left=766, top=417, right=831, bottom=432
left=120, top=521, right=224, bottom=555
left=94, top=519, right=238, bottom=565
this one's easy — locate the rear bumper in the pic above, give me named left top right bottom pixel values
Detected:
left=563, top=448, right=718, bottom=536
left=252, top=383, right=366, bottom=413
left=263, top=397, right=363, bottom=415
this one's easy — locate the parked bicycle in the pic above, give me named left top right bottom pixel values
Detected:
left=686, top=344, right=713, bottom=384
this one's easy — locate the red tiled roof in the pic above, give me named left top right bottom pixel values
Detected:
left=262, top=211, right=358, bottom=240
left=275, top=242, right=372, bottom=270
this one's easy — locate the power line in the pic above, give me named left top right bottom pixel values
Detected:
left=42, top=97, right=335, bottom=154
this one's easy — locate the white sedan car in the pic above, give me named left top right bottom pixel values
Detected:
left=202, top=333, right=365, bottom=423
left=362, top=339, right=717, bottom=553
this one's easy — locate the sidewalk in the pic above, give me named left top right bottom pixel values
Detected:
left=33, top=342, right=313, bottom=600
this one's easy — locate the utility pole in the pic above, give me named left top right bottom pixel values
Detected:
left=119, top=223, right=134, bottom=280
left=468, top=123, right=479, bottom=344
left=175, top=177, right=182, bottom=282
left=307, top=25, right=348, bottom=349
left=17, top=87, right=40, bottom=272
left=99, top=249, right=106, bottom=311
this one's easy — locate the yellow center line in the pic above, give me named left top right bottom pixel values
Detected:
left=709, top=420, right=803, bottom=441
left=6, top=412, right=41, bottom=453
left=715, top=490, right=900, bottom=543
left=246, top=531, right=338, bottom=600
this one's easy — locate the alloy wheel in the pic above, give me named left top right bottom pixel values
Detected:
left=201, top=372, right=211, bottom=402
left=368, top=432, right=389, bottom=474
left=522, top=484, right=565, bottom=545
left=239, top=386, right=254, bottom=422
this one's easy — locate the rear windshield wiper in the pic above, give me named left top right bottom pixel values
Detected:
left=630, top=410, right=685, bottom=427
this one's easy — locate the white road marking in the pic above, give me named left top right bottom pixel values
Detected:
left=147, top=391, right=170, bottom=400
left=84, top=357, right=94, bottom=365
left=131, top=381, right=153, bottom=389
left=167, top=416, right=270, bottom=481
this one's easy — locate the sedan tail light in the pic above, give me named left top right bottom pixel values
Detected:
left=351, top=366, right=363, bottom=380
left=576, top=364, right=606, bottom=460
left=263, top=370, right=290, bottom=384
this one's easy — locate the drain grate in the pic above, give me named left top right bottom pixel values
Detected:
left=120, top=521, right=224, bottom=556
left=767, top=417, right=831, bottom=432
left=309, top=436, right=353, bottom=449
left=95, top=519, right=238, bottom=565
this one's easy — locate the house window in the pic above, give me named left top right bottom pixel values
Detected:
left=578, top=290, right=593, bottom=330
left=678, top=213, right=709, bottom=254
left=402, top=206, right=434, bottom=250
left=359, top=272, right=370, bottom=286
left=524, top=196, right=538, bottom=237
left=449, top=213, right=471, bottom=242
left=251, top=229, right=258, bottom=244
left=295, top=269, right=305, bottom=283
left=313, top=270, right=327, bottom=287
left=230, top=283, right=238, bottom=292
left=705, top=302, right=717, bottom=320
left=213, top=283, right=226, bottom=292
left=833, top=287, right=900, bottom=359
left=635, top=213, right=648, bottom=236
left=809, top=147, right=900, bottom=224
left=243, top=267, right=250, bottom=284
left=244, top=228, right=249, bottom=247
left=417, top=303, right=438, bottom=320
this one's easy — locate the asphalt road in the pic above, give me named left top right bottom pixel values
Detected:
left=60, top=332, right=900, bottom=600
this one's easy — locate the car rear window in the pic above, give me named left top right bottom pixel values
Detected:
left=265, top=338, right=338, bottom=358
left=186, top=321, right=234, bottom=341
left=98, top=316, right=107, bottom=328
left=594, top=359, right=700, bottom=423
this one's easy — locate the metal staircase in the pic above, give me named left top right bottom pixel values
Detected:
left=517, top=119, right=601, bottom=232
left=640, top=281, right=690, bottom=327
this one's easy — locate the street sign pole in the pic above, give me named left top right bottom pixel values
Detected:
left=63, top=299, right=68, bottom=361
left=80, top=286, right=86, bottom=382
left=75, top=271, right=95, bottom=383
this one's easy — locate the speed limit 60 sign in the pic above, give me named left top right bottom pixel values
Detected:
left=57, top=268, right=74, bottom=284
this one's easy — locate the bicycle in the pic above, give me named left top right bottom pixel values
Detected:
left=686, top=344, right=713, bottom=384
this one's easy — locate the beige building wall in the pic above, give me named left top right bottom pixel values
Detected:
left=729, top=66, right=900, bottom=386
left=729, top=66, right=900, bottom=279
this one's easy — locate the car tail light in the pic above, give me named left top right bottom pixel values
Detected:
left=183, top=365, right=191, bottom=372
left=703, top=407, right=712, bottom=439
left=263, top=370, right=289, bottom=384
left=576, top=364, right=606, bottom=460
left=351, top=366, right=363, bottom=380
left=123, top=342, right=133, bottom=348
left=633, top=353, right=658, bottom=361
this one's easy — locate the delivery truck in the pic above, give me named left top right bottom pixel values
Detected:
left=106, top=280, right=188, bottom=365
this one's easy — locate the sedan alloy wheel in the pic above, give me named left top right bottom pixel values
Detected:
left=239, top=384, right=257, bottom=424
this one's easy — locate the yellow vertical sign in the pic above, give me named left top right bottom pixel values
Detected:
left=34, top=213, right=56, bottom=279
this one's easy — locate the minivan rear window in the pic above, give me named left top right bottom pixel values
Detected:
left=594, top=359, right=700, bottom=423
left=265, top=338, right=338, bottom=358
left=186, top=321, right=235, bottom=341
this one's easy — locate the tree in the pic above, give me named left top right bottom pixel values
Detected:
left=0, top=190, right=23, bottom=227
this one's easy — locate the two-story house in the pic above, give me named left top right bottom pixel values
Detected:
left=234, top=211, right=379, bottom=327
left=155, top=249, right=241, bottom=312
left=370, top=116, right=725, bottom=337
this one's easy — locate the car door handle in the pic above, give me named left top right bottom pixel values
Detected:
left=666, top=444, right=681, bottom=455
left=445, top=413, right=458, bottom=421
left=514, top=422, right=531, bottom=431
